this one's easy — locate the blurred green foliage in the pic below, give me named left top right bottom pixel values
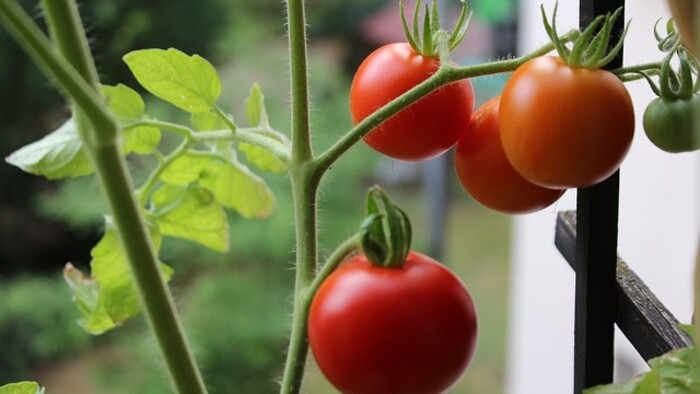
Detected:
left=0, top=275, right=91, bottom=381
left=91, top=265, right=291, bottom=394
left=1, top=0, right=382, bottom=390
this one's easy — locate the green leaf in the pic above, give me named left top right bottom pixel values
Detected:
left=239, top=142, right=287, bottom=173
left=102, top=84, right=146, bottom=120
left=160, top=154, right=212, bottom=186
left=245, top=83, right=269, bottom=128
left=0, top=382, right=44, bottom=394
left=102, top=84, right=161, bottom=155
left=123, top=48, right=221, bottom=113
left=5, top=118, right=93, bottom=179
left=191, top=110, right=227, bottom=131
left=634, top=370, right=661, bottom=394
left=63, top=263, right=114, bottom=334
left=585, top=380, right=638, bottom=394
left=64, top=220, right=172, bottom=334
left=152, top=184, right=229, bottom=252
left=159, top=152, right=276, bottom=219
left=200, top=155, right=276, bottom=219
left=585, top=347, right=700, bottom=394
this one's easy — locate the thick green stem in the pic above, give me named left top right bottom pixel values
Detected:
left=281, top=168, right=320, bottom=394
left=0, top=1, right=208, bottom=392
left=41, top=0, right=100, bottom=90
left=91, top=144, right=208, bottom=394
left=278, top=0, right=319, bottom=392
left=286, top=0, right=313, bottom=161
left=0, top=0, right=114, bottom=139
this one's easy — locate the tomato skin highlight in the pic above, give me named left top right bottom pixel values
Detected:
left=499, top=56, right=635, bottom=188
left=455, top=97, right=565, bottom=214
left=350, top=43, right=475, bottom=161
left=308, top=252, right=478, bottom=394
left=643, top=94, right=700, bottom=153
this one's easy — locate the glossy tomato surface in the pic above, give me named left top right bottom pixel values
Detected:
left=455, top=96, right=565, bottom=214
left=350, top=43, right=475, bottom=161
left=499, top=56, right=635, bottom=188
left=308, top=252, right=478, bottom=394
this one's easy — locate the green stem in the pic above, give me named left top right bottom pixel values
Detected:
left=41, top=0, right=100, bottom=90
left=127, top=119, right=292, bottom=163
left=91, top=145, right=208, bottom=394
left=278, top=0, right=319, bottom=392
left=136, top=140, right=191, bottom=206
left=277, top=232, right=359, bottom=392
left=611, top=61, right=662, bottom=77
left=214, top=105, right=238, bottom=131
left=0, top=0, right=114, bottom=142
left=0, top=1, right=208, bottom=392
left=307, top=234, right=360, bottom=300
left=286, top=0, right=313, bottom=162
left=281, top=169, right=321, bottom=394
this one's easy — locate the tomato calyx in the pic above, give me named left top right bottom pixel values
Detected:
left=638, top=25, right=700, bottom=101
left=400, top=0, right=471, bottom=59
left=359, top=186, right=412, bottom=268
left=541, top=3, right=629, bottom=69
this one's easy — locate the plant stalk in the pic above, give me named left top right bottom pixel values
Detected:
left=279, top=0, right=320, bottom=391
left=0, top=1, right=208, bottom=392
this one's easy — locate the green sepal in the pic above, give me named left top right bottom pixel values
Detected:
left=400, top=0, right=471, bottom=58
left=359, top=186, right=412, bottom=268
left=541, top=4, right=629, bottom=69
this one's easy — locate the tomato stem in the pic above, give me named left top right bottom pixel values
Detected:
left=0, top=1, right=210, bottom=392
left=279, top=0, right=321, bottom=392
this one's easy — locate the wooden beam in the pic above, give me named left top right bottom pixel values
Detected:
left=556, top=211, right=693, bottom=362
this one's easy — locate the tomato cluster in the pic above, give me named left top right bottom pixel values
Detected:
left=351, top=49, right=636, bottom=214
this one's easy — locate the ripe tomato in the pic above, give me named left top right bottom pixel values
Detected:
left=499, top=56, right=635, bottom=188
left=455, top=96, right=565, bottom=214
left=350, top=43, right=475, bottom=161
left=308, top=252, right=478, bottom=394
left=643, top=94, right=700, bottom=153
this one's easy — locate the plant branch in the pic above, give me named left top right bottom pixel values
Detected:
left=0, top=1, right=209, bottom=392
left=126, top=119, right=292, bottom=164
left=0, top=0, right=115, bottom=143
left=136, top=139, right=191, bottom=207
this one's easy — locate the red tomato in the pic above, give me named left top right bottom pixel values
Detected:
left=455, top=96, right=565, bottom=214
left=350, top=43, right=475, bottom=161
left=499, top=56, right=634, bottom=188
left=308, top=252, right=478, bottom=394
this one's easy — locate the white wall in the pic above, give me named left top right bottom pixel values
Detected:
left=506, top=1, right=700, bottom=393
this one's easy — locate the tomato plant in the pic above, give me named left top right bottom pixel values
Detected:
left=455, top=96, right=565, bottom=214
left=308, top=251, right=478, bottom=394
left=499, top=55, right=635, bottom=188
left=350, top=42, right=474, bottom=161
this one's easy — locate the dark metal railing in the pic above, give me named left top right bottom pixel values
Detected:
left=554, top=1, right=693, bottom=393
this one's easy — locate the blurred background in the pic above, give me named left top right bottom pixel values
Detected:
left=0, top=0, right=516, bottom=392
left=0, top=0, right=698, bottom=393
